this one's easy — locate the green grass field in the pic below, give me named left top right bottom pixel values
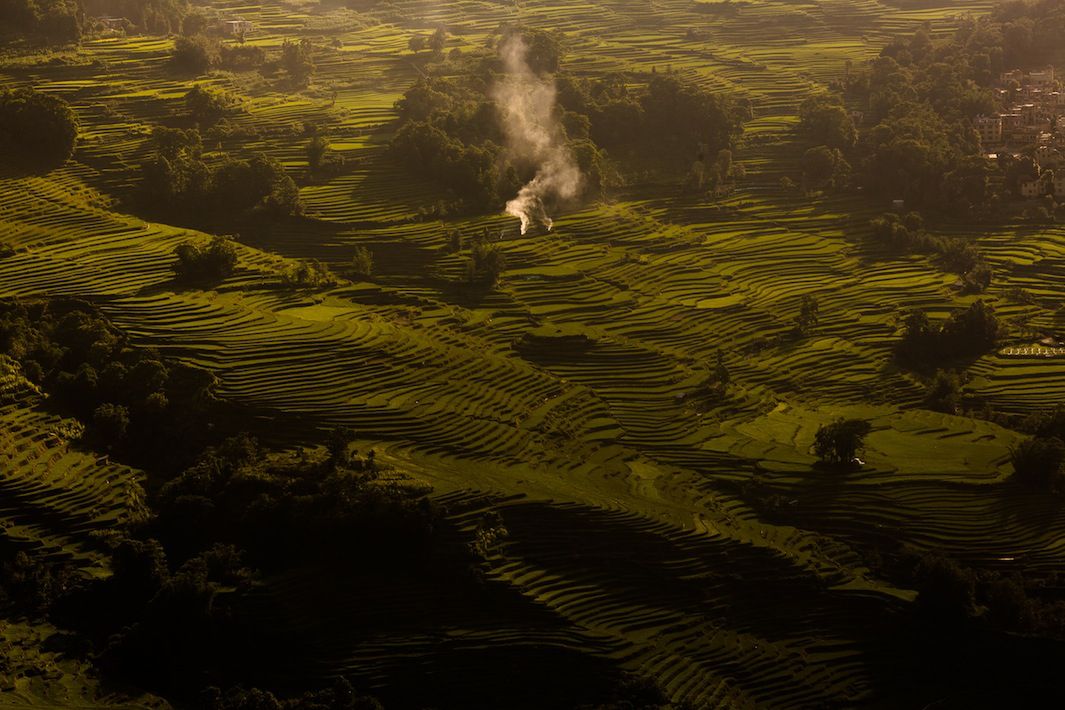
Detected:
left=2, top=0, right=1064, bottom=706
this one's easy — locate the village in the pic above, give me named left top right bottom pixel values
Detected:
left=975, top=65, right=1065, bottom=198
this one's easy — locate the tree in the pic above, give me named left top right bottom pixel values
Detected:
left=408, top=34, right=427, bottom=54
left=813, top=418, right=872, bottom=467
left=466, top=242, right=506, bottom=287
left=280, top=39, right=315, bottom=87
left=171, top=34, right=218, bottom=74
left=327, top=426, right=356, bottom=470
left=798, top=94, right=857, bottom=149
left=429, top=26, right=448, bottom=56
left=0, top=87, right=79, bottom=170
left=795, top=295, right=819, bottom=335
left=1010, top=436, right=1065, bottom=490
left=306, top=135, right=328, bottom=172
left=924, top=370, right=962, bottom=414
left=184, top=85, right=240, bottom=126
left=802, top=145, right=850, bottom=191
left=351, top=247, right=373, bottom=280
left=93, top=403, right=129, bottom=447
left=914, top=552, right=976, bottom=623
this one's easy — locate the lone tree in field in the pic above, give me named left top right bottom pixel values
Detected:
left=813, top=418, right=871, bottom=467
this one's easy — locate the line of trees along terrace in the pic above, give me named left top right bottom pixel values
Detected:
left=389, top=27, right=747, bottom=217
left=796, top=0, right=1065, bottom=220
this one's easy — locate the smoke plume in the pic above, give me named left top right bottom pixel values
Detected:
left=492, top=34, right=581, bottom=235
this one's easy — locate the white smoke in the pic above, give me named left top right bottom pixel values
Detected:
left=492, top=34, right=582, bottom=235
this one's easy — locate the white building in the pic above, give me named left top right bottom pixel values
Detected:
left=222, top=19, right=253, bottom=36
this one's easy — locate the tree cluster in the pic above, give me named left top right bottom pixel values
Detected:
left=0, top=86, right=78, bottom=171
left=0, top=0, right=79, bottom=43
left=0, top=298, right=218, bottom=468
left=139, top=127, right=302, bottom=227
left=82, top=0, right=189, bottom=35
left=895, top=300, right=1003, bottom=369
left=802, top=5, right=1065, bottom=214
left=911, top=550, right=1065, bottom=636
left=172, top=236, right=239, bottom=283
left=389, top=29, right=744, bottom=214
left=1011, top=405, right=1065, bottom=490
left=870, top=212, right=993, bottom=292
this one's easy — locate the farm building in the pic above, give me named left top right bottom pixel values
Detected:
left=222, top=19, right=253, bottom=36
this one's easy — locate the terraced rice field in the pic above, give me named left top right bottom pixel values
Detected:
left=1, top=0, right=1063, bottom=706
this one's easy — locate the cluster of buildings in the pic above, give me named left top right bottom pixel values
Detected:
left=974, top=66, right=1065, bottom=199
left=89, top=16, right=253, bottom=37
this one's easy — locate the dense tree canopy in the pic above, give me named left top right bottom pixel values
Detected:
left=896, top=300, right=1002, bottom=368
left=391, top=55, right=744, bottom=214
left=0, top=87, right=78, bottom=170
left=0, top=0, right=79, bottom=42
left=139, top=127, right=302, bottom=226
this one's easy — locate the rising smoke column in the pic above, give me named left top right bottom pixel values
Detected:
left=492, top=34, right=582, bottom=235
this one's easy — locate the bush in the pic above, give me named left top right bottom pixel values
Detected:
left=218, top=44, right=265, bottom=70
left=0, top=87, right=78, bottom=170
left=795, top=294, right=819, bottom=335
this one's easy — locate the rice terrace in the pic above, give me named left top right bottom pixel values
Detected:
left=1, top=0, right=1065, bottom=707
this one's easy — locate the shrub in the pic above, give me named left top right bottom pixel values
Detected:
left=281, top=260, right=334, bottom=289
